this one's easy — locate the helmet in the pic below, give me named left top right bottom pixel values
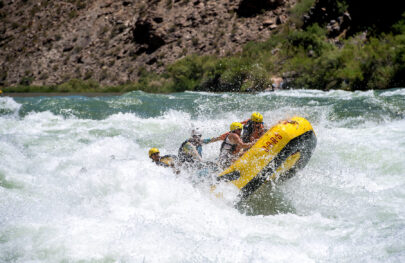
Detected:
left=149, top=148, right=160, bottom=157
left=191, top=129, right=202, bottom=137
left=251, top=112, right=263, bottom=123
left=230, top=122, right=243, bottom=131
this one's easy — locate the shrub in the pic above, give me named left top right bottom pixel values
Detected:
left=166, top=55, right=210, bottom=91
left=289, top=0, right=316, bottom=27
left=56, top=79, right=99, bottom=92
left=19, top=76, right=33, bottom=86
left=285, top=24, right=331, bottom=56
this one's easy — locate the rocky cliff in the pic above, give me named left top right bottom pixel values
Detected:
left=0, top=0, right=296, bottom=86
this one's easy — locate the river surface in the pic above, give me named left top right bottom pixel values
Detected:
left=1, top=89, right=405, bottom=262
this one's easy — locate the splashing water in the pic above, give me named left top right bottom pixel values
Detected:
left=1, top=89, right=405, bottom=262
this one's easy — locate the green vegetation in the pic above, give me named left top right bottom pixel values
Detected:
left=2, top=77, right=174, bottom=94
left=133, top=19, right=405, bottom=92
left=289, top=0, right=316, bottom=27
left=281, top=22, right=405, bottom=90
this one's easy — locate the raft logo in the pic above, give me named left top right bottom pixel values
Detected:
left=262, top=133, right=283, bottom=152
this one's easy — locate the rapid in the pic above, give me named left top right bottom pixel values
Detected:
left=1, top=89, right=405, bottom=262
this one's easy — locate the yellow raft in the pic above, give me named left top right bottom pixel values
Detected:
left=215, top=116, right=317, bottom=199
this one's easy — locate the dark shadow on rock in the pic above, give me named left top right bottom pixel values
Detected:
left=236, top=0, right=285, bottom=18
left=132, top=19, right=165, bottom=55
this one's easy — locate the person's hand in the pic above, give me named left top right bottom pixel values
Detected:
left=250, top=139, right=258, bottom=146
left=203, top=138, right=211, bottom=144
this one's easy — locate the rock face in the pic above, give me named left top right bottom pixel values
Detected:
left=0, top=0, right=296, bottom=86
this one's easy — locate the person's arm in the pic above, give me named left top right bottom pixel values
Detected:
left=193, top=147, right=202, bottom=161
left=203, top=138, right=214, bottom=144
left=204, top=132, right=228, bottom=144
left=266, top=119, right=298, bottom=132
left=228, top=133, right=255, bottom=149
left=259, top=125, right=268, bottom=136
left=185, top=143, right=203, bottom=161
left=240, top=119, right=249, bottom=125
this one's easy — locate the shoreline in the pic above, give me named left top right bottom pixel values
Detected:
left=2, top=92, right=125, bottom=97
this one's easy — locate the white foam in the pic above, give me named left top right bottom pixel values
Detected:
left=1, top=90, right=405, bottom=262
left=0, top=96, right=22, bottom=117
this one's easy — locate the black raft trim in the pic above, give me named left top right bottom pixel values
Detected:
left=239, top=130, right=317, bottom=200
left=217, top=170, right=241, bottom=182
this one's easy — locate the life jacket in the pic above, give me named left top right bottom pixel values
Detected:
left=219, top=134, right=238, bottom=158
left=154, top=155, right=177, bottom=168
left=178, top=140, right=202, bottom=163
left=218, top=133, right=240, bottom=168
left=241, top=119, right=265, bottom=143
left=241, top=120, right=253, bottom=143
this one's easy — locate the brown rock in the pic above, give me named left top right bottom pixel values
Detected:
left=263, top=18, right=276, bottom=26
left=0, top=0, right=297, bottom=86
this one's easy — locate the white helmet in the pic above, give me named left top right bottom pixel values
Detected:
left=191, top=129, right=202, bottom=137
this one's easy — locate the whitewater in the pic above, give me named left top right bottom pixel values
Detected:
left=1, top=89, right=405, bottom=262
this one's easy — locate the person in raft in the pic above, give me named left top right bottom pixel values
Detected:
left=241, top=112, right=268, bottom=143
left=149, top=148, right=180, bottom=174
left=178, top=129, right=216, bottom=168
left=218, top=122, right=256, bottom=168
left=208, top=112, right=268, bottom=145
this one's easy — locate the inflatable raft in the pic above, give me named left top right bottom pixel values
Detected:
left=215, top=116, right=317, bottom=199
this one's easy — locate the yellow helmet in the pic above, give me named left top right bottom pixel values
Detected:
left=251, top=112, right=263, bottom=123
left=148, top=148, right=160, bottom=157
left=230, top=122, right=243, bottom=131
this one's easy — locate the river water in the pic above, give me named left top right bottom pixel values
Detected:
left=1, top=89, right=405, bottom=262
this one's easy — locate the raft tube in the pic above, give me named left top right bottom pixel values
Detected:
left=216, top=116, right=317, bottom=199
